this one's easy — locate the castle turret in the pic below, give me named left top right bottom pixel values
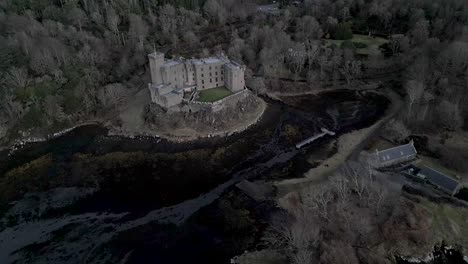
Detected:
left=148, top=52, right=165, bottom=84
left=224, top=61, right=245, bottom=92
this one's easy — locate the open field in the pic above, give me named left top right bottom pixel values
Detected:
left=197, top=87, right=233, bottom=102
left=325, top=34, right=389, bottom=55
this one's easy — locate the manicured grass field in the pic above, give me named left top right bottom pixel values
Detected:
left=325, top=34, right=389, bottom=56
left=197, top=87, right=233, bottom=102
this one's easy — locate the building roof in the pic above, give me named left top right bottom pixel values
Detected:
left=418, top=166, right=460, bottom=194
left=377, top=141, right=417, bottom=163
left=149, top=83, right=169, bottom=90
left=225, top=61, right=243, bottom=70
left=191, top=57, right=224, bottom=65
left=163, top=60, right=183, bottom=67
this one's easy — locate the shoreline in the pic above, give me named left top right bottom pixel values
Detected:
left=107, top=97, right=268, bottom=143
left=1, top=121, right=103, bottom=156
left=1, top=98, right=268, bottom=155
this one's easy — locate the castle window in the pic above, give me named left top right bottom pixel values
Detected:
left=209, top=72, right=212, bottom=76
left=209, top=66, right=212, bottom=70
left=221, top=77, right=224, bottom=81
left=201, top=74, right=204, bottom=77
left=210, top=79, right=212, bottom=83
left=216, top=78, right=218, bottom=82
left=202, top=80, right=205, bottom=84
left=216, top=72, right=218, bottom=76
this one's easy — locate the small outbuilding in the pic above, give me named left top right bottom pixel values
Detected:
left=417, top=166, right=461, bottom=196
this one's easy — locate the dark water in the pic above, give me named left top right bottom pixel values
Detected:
left=455, top=188, right=468, bottom=203
left=0, top=90, right=390, bottom=263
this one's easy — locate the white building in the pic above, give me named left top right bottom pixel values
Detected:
left=373, top=141, right=418, bottom=168
left=148, top=51, right=246, bottom=108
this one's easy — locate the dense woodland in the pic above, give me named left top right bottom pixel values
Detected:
left=1, top=0, right=468, bottom=141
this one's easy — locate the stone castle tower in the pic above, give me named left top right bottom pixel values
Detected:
left=148, top=52, right=165, bottom=84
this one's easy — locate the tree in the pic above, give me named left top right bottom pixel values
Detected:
left=411, top=19, right=429, bottom=45
left=248, top=77, right=266, bottom=95
left=128, top=14, right=148, bottom=51
left=97, top=83, right=127, bottom=107
left=287, top=43, right=307, bottom=81
left=69, top=7, right=87, bottom=31
left=106, top=7, right=121, bottom=44
left=203, top=0, right=226, bottom=24
left=405, top=80, right=425, bottom=115
left=340, top=60, right=362, bottom=85
left=43, top=95, right=66, bottom=124
left=295, top=16, right=322, bottom=41
left=438, top=99, right=464, bottom=131
left=332, top=23, right=353, bottom=40
left=5, top=67, right=29, bottom=90
left=389, top=34, right=409, bottom=55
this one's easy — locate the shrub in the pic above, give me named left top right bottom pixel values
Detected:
left=341, top=40, right=356, bottom=50
left=353, top=42, right=368, bottom=49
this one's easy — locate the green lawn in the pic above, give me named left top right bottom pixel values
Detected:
left=325, top=34, right=389, bottom=56
left=197, top=87, right=233, bottom=102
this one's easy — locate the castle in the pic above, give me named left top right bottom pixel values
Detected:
left=148, top=51, right=246, bottom=108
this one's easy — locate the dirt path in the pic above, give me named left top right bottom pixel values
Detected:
left=274, top=88, right=404, bottom=194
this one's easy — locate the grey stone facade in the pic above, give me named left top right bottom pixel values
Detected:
left=148, top=51, right=246, bottom=109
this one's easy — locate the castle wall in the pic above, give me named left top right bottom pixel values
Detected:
left=162, top=62, right=186, bottom=90
left=178, top=89, right=251, bottom=113
left=194, top=60, right=225, bottom=90
left=184, top=62, right=196, bottom=86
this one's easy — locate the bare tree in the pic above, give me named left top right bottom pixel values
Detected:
left=295, top=16, right=322, bottom=41
left=263, top=207, right=319, bottom=263
left=43, top=95, right=66, bottom=124
left=405, top=80, right=425, bottom=115
left=128, top=14, right=148, bottom=51
left=302, top=183, right=333, bottom=220
left=287, top=43, right=307, bottom=81
left=106, top=7, right=121, bottom=44
left=438, top=99, right=464, bottom=130
left=69, top=7, right=87, bottom=31
left=5, top=67, right=29, bottom=90
left=1, top=94, right=24, bottom=122
left=340, top=60, right=362, bottom=85
left=97, top=83, right=127, bottom=108
left=410, top=19, right=429, bottom=45
left=204, top=0, right=226, bottom=24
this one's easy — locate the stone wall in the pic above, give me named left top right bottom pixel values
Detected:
left=174, top=89, right=251, bottom=113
